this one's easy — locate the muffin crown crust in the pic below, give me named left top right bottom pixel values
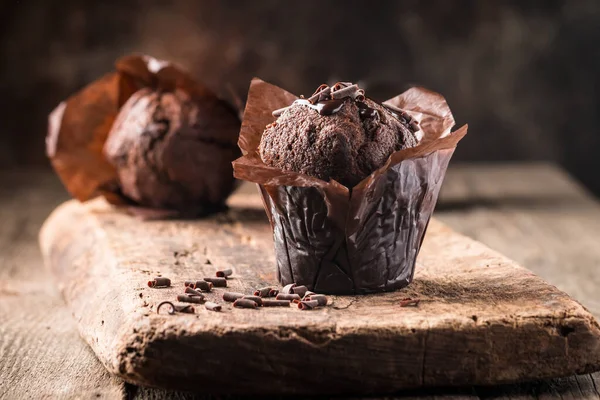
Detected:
left=259, top=83, right=419, bottom=187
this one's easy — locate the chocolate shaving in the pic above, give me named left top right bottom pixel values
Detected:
left=177, top=294, right=205, bottom=304
left=400, top=297, right=420, bottom=307
left=223, top=292, right=245, bottom=302
left=291, top=285, right=308, bottom=297
left=302, top=291, right=316, bottom=300
left=262, top=299, right=291, bottom=307
left=148, top=277, right=171, bottom=288
left=233, top=299, right=258, bottom=309
left=281, top=284, right=296, bottom=295
left=312, top=84, right=329, bottom=96
left=184, top=287, right=205, bottom=297
left=174, top=304, right=195, bottom=313
left=254, top=287, right=273, bottom=297
left=268, top=289, right=280, bottom=297
left=194, top=281, right=213, bottom=292
left=276, top=293, right=301, bottom=301
left=216, top=269, right=233, bottom=278
left=204, top=277, right=227, bottom=287
left=184, top=280, right=196, bottom=288
left=157, top=301, right=175, bottom=315
left=298, top=300, right=320, bottom=310
left=205, top=302, right=222, bottom=312
left=330, top=84, right=359, bottom=100
left=308, top=86, right=331, bottom=104
left=305, top=294, right=328, bottom=306
left=242, top=295, right=263, bottom=306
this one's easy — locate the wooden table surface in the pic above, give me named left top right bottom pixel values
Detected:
left=1, top=163, right=599, bottom=399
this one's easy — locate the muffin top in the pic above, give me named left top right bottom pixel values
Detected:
left=259, top=83, right=420, bottom=188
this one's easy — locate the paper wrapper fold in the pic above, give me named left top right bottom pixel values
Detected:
left=46, top=54, right=219, bottom=205
left=233, top=78, right=467, bottom=294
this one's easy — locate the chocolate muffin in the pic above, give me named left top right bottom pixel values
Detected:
left=104, top=87, right=241, bottom=212
left=259, top=83, right=419, bottom=187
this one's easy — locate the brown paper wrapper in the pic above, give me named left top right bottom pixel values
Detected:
left=47, top=54, right=233, bottom=211
left=233, top=78, right=467, bottom=294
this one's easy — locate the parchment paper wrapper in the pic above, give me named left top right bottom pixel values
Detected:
left=233, top=78, right=468, bottom=294
left=46, top=54, right=236, bottom=215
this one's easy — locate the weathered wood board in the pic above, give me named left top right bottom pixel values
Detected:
left=39, top=183, right=600, bottom=395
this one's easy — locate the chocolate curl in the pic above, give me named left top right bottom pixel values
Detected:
left=291, top=285, right=308, bottom=297
left=157, top=301, right=175, bottom=315
left=177, top=294, right=205, bottom=304
left=298, top=300, right=320, bottom=310
left=268, top=289, right=280, bottom=297
left=204, top=277, right=227, bottom=287
left=148, top=277, right=171, bottom=288
left=330, top=84, right=359, bottom=100
left=308, top=86, right=331, bottom=104
left=254, top=287, right=273, bottom=297
left=400, top=298, right=421, bottom=307
left=305, top=294, right=328, bottom=306
left=184, top=280, right=196, bottom=288
left=302, top=291, right=316, bottom=300
left=276, top=293, right=301, bottom=301
left=185, top=287, right=204, bottom=297
left=174, top=304, right=195, bottom=313
left=205, top=302, right=222, bottom=312
left=242, top=295, right=263, bottom=306
left=232, top=78, right=467, bottom=294
left=194, top=281, right=213, bottom=292
left=281, top=284, right=296, bottom=295
left=223, top=292, right=244, bottom=302
left=233, top=299, right=258, bottom=309
left=216, top=269, right=233, bottom=278
left=262, top=300, right=291, bottom=307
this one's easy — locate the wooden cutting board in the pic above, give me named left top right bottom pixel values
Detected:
left=39, top=183, right=600, bottom=395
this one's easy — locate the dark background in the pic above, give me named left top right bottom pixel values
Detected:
left=2, top=0, right=599, bottom=194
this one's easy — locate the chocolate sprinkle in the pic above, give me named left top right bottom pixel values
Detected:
left=262, top=299, right=291, bottom=307
left=305, top=294, right=328, bottom=306
left=216, top=269, right=233, bottom=278
left=281, top=284, right=296, bottom=295
left=184, top=287, right=205, bottom=297
left=291, top=285, right=309, bottom=297
left=243, top=295, right=263, bottom=306
left=184, top=280, right=196, bottom=287
left=204, top=277, right=227, bottom=287
left=148, top=277, right=171, bottom=288
left=177, top=294, right=205, bottom=304
left=276, top=293, right=301, bottom=301
left=298, top=300, right=320, bottom=310
left=194, top=280, right=213, bottom=292
left=223, top=292, right=245, bottom=302
left=174, top=304, right=195, bottom=313
left=233, top=299, right=258, bottom=309
left=268, top=289, right=280, bottom=297
left=205, top=302, right=222, bottom=312
left=254, top=287, right=273, bottom=297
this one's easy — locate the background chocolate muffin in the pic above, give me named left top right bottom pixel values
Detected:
left=259, top=84, right=419, bottom=188
left=104, top=87, right=241, bottom=212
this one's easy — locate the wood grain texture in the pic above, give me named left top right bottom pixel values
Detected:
left=438, top=163, right=600, bottom=319
left=39, top=181, right=600, bottom=395
left=0, top=171, right=125, bottom=399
